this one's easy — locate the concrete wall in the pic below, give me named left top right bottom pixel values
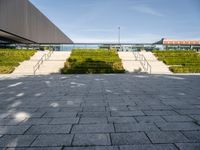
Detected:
left=0, top=0, right=73, bottom=44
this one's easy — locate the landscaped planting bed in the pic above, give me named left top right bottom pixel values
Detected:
left=153, top=50, right=200, bottom=73
left=61, top=49, right=125, bottom=74
left=0, top=49, right=36, bottom=74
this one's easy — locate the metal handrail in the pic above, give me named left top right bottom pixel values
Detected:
left=33, top=50, right=54, bottom=75
left=133, top=51, right=152, bottom=74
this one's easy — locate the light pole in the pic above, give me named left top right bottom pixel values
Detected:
left=118, top=26, right=121, bottom=44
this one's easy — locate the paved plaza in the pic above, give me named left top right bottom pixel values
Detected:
left=0, top=74, right=200, bottom=150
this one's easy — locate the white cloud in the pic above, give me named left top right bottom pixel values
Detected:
left=131, top=5, right=164, bottom=17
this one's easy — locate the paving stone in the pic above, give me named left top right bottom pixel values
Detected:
left=6, top=148, right=61, bottom=150
left=111, top=111, right=144, bottom=117
left=26, top=125, right=71, bottom=134
left=94, top=146, right=119, bottom=150
left=162, top=115, right=194, bottom=122
left=83, top=106, right=106, bottom=112
left=73, top=134, right=111, bottom=146
left=111, top=132, right=150, bottom=145
left=64, top=147, right=94, bottom=150
left=189, top=115, right=200, bottom=121
left=7, top=112, right=45, bottom=118
left=31, top=134, right=73, bottom=146
left=150, top=105, right=173, bottom=110
left=43, top=112, right=77, bottom=118
left=146, top=131, right=189, bottom=143
left=128, top=105, right=151, bottom=111
left=79, top=118, right=107, bottom=124
left=78, top=112, right=110, bottom=118
left=0, top=125, right=31, bottom=134
left=49, top=118, right=79, bottom=124
left=0, top=118, right=23, bottom=126
left=182, top=131, right=200, bottom=142
left=176, top=109, right=200, bottom=115
left=21, top=118, right=52, bottom=125
left=0, top=135, right=36, bottom=147
left=120, top=144, right=178, bottom=150
left=155, top=122, right=200, bottom=131
left=176, top=143, right=200, bottom=150
left=115, top=123, right=159, bottom=132
left=144, top=110, right=178, bottom=116
left=106, top=106, right=128, bottom=111
left=72, top=124, right=114, bottom=133
left=108, top=117, right=136, bottom=123
left=60, top=107, right=82, bottom=112
left=136, top=116, right=166, bottom=123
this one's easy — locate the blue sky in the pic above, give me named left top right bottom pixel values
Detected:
left=30, top=0, right=200, bottom=43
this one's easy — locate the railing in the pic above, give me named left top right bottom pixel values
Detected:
left=33, top=50, right=54, bottom=75
left=133, top=51, right=152, bottom=74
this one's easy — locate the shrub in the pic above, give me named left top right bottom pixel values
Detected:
left=61, top=49, right=125, bottom=74
left=0, top=49, right=36, bottom=74
left=153, top=50, right=200, bottom=73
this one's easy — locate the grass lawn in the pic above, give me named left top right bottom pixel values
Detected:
left=61, top=49, right=125, bottom=74
left=0, top=49, right=36, bottom=74
left=153, top=50, right=200, bottom=73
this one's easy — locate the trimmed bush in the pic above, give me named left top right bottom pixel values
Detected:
left=61, top=49, right=125, bottom=74
left=0, top=49, right=36, bottom=74
left=153, top=50, right=200, bottom=73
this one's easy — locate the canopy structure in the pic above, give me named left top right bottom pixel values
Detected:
left=0, top=0, right=73, bottom=44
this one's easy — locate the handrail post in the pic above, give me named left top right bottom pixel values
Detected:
left=33, top=50, right=54, bottom=75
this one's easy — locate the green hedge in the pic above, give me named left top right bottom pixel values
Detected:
left=153, top=50, right=200, bottom=73
left=0, top=49, right=36, bottom=74
left=61, top=49, right=125, bottom=74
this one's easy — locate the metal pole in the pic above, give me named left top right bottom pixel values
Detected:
left=118, top=27, right=121, bottom=44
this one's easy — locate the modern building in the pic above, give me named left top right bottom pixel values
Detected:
left=0, top=0, right=73, bottom=45
left=155, top=38, right=200, bottom=50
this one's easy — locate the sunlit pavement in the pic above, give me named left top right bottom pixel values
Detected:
left=0, top=74, right=200, bottom=150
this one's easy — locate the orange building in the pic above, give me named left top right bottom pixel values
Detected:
left=155, top=38, right=200, bottom=50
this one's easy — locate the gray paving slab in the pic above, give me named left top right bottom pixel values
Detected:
left=111, top=132, right=150, bottom=145
left=0, top=74, right=200, bottom=149
left=143, top=110, right=178, bottom=116
left=108, top=117, right=137, bottom=123
left=0, top=135, right=37, bottom=147
left=26, top=125, right=72, bottom=134
left=176, top=143, right=200, bottom=150
left=0, top=125, right=31, bottom=135
left=31, top=134, right=73, bottom=146
left=78, top=112, right=110, bottom=118
left=72, top=124, right=114, bottom=133
left=73, top=134, right=111, bottom=146
left=43, top=112, right=77, bottom=118
left=21, top=118, right=52, bottom=125
left=135, top=116, right=166, bottom=123
left=6, top=148, right=62, bottom=150
left=111, top=111, right=144, bottom=117
left=114, top=123, right=159, bottom=132
left=155, top=122, right=200, bottom=131
left=49, top=118, right=79, bottom=125
left=146, top=131, right=189, bottom=143
left=182, top=131, right=200, bottom=142
left=162, top=115, right=194, bottom=122
left=79, top=118, right=107, bottom=124
left=120, top=144, right=178, bottom=150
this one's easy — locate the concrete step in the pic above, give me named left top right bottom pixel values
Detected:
left=12, top=51, right=71, bottom=75
left=118, top=52, right=144, bottom=73
left=140, top=51, right=172, bottom=74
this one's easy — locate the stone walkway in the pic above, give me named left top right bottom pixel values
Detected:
left=0, top=74, right=200, bottom=149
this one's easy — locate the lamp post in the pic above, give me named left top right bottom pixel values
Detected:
left=118, top=27, right=121, bottom=44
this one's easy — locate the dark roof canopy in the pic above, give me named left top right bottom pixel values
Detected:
left=0, top=0, right=73, bottom=44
